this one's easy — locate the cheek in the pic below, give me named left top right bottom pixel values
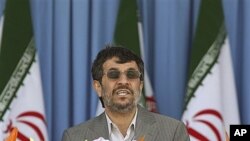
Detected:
left=135, top=81, right=143, bottom=89
left=131, top=84, right=142, bottom=94
left=101, top=81, right=115, bottom=94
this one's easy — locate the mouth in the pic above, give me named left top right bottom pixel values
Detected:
left=115, top=89, right=131, bottom=96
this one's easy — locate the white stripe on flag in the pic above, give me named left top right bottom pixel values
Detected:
left=138, top=13, right=157, bottom=112
left=0, top=15, right=4, bottom=52
left=220, top=38, right=240, bottom=133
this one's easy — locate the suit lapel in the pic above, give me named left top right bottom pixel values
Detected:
left=134, top=106, right=158, bottom=141
left=88, top=113, right=109, bottom=140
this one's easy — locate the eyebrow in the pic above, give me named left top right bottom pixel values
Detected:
left=107, top=68, right=138, bottom=71
left=127, top=68, right=137, bottom=70
left=107, top=68, right=119, bottom=71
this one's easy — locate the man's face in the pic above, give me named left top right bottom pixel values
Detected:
left=94, top=57, right=143, bottom=113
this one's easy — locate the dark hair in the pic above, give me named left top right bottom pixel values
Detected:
left=91, top=44, right=144, bottom=83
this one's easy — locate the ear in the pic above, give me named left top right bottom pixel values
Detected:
left=140, top=81, right=144, bottom=92
left=93, top=80, right=102, bottom=97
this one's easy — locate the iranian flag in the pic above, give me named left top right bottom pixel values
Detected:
left=96, top=0, right=157, bottom=115
left=0, top=0, right=48, bottom=140
left=181, top=0, right=240, bottom=140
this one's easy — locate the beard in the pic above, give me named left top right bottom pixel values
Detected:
left=102, top=85, right=141, bottom=113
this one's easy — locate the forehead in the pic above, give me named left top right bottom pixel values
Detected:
left=103, top=57, right=138, bottom=71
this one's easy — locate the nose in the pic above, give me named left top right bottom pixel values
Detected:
left=117, top=72, right=129, bottom=85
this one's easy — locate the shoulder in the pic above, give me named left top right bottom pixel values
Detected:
left=138, top=106, right=186, bottom=131
left=64, top=117, right=97, bottom=134
left=62, top=118, right=96, bottom=140
left=152, top=111, right=183, bottom=125
left=137, top=107, right=189, bottom=140
left=138, top=105, right=183, bottom=125
left=62, top=113, right=107, bottom=141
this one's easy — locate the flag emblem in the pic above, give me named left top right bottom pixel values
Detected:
left=185, top=109, right=223, bottom=141
left=4, top=111, right=47, bottom=141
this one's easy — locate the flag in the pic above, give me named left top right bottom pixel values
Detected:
left=181, top=0, right=240, bottom=141
left=96, top=0, right=157, bottom=115
left=0, top=0, right=48, bottom=140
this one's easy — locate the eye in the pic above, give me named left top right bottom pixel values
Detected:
left=107, top=70, right=120, bottom=79
left=126, top=70, right=140, bottom=79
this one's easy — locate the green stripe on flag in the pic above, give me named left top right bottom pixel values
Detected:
left=113, top=0, right=140, bottom=56
left=184, top=0, right=226, bottom=110
left=188, top=0, right=224, bottom=78
left=0, top=0, right=32, bottom=92
left=0, top=0, right=35, bottom=120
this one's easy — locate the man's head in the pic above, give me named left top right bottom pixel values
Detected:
left=91, top=44, right=144, bottom=113
left=91, top=44, right=144, bottom=83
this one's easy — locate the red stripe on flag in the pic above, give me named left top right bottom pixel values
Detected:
left=196, top=119, right=222, bottom=141
left=194, top=109, right=223, bottom=121
left=17, top=111, right=47, bottom=126
left=18, top=120, right=45, bottom=141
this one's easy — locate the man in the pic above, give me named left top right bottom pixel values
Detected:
left=62, top=45, right=190, bottom=141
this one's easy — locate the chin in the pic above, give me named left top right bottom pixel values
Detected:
left=111, top=102, right=136, bottom=113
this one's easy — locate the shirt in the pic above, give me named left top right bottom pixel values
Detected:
left=105, top=109, right=138, bottom=141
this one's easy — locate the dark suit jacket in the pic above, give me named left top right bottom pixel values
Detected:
left=62, top=106, right=190, bottom=141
